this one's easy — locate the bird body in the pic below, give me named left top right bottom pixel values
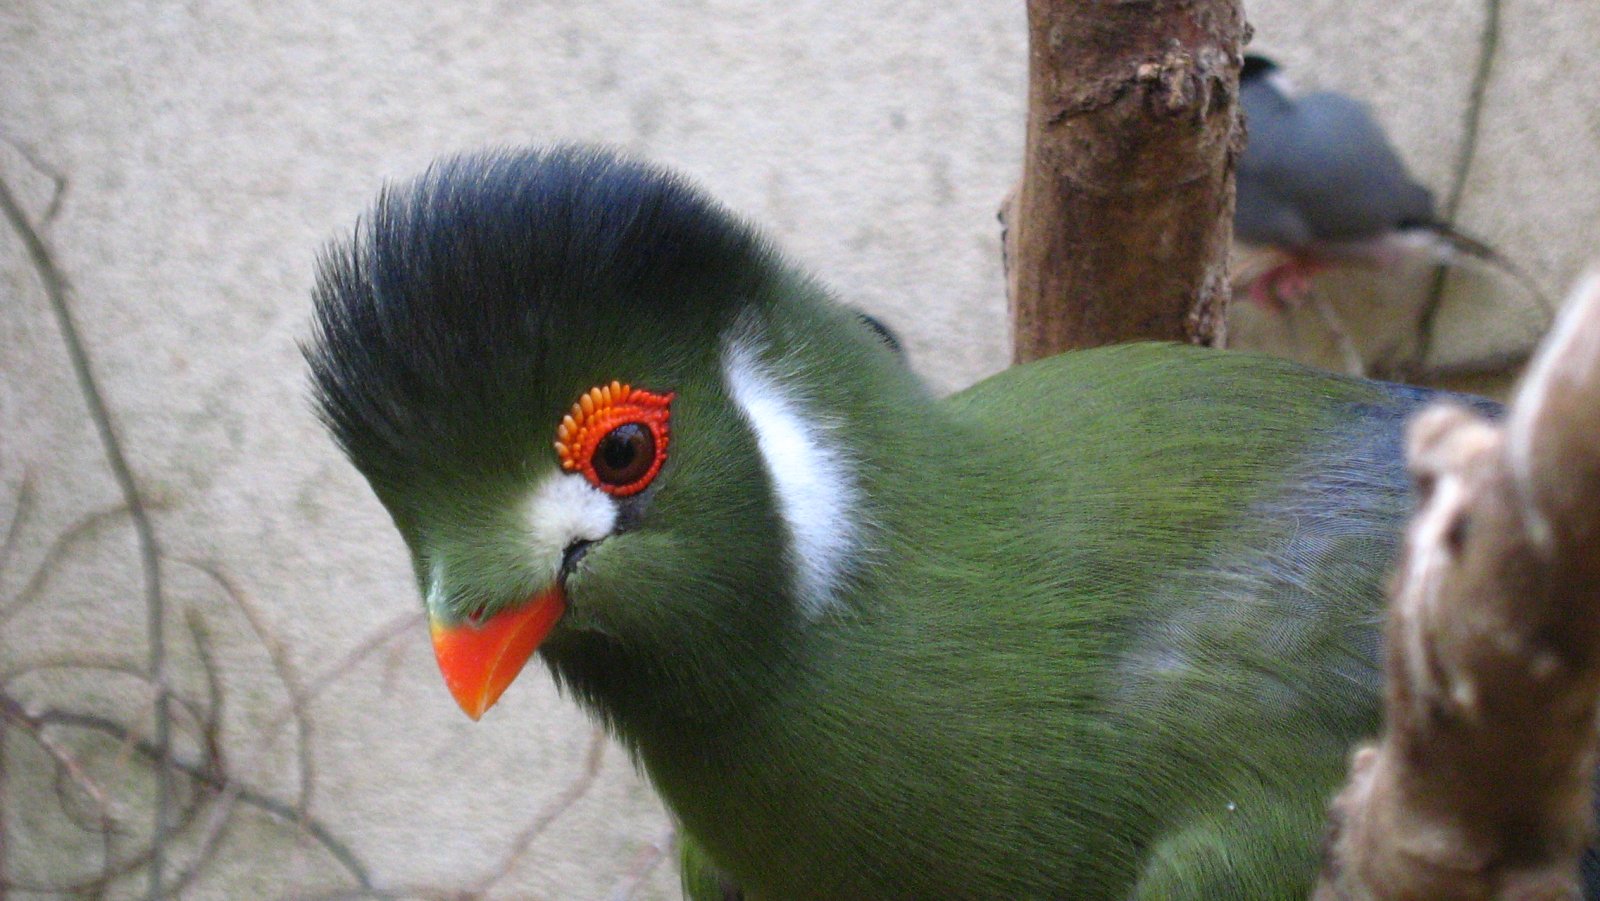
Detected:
left=1237, top=58, right=1435, bottom=250
left=1232, top=54, right=1448, bottom=330
left=1230, top=55, right=1547, bottom=375
left=633, top=342, right=1415, bottom=899
left=307, top=147, right=1550, bottom=898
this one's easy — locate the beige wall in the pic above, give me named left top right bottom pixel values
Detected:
left=3, top=2, right=1595, bottom=897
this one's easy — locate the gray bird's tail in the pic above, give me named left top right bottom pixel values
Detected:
left=1398, top=218, right=1554, bottom=317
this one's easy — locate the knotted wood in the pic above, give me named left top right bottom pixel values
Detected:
left=1008, top=0, right=1246, bottom=362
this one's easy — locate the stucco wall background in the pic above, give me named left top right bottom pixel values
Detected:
left=2, top=1, right=1596, bottom=898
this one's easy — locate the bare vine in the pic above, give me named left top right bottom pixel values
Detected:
left=1, top=144, right=672, bottom=899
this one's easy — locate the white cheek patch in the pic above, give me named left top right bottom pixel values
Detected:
left=524, top=471, right=618, bottom=568
left=723, top=335, right=859, bottom=619
left=1265, top=70, right=1297, bottom=98
left=423, top=472, right=614, bottom=617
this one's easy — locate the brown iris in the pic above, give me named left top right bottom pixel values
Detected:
left=592, top=422, right=655, bottom=487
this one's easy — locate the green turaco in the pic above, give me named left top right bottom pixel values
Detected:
left=305, top=147, right=1594, bottom=898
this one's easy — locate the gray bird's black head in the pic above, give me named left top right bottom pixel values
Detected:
left=1241, top=54, right=1281, bottom=84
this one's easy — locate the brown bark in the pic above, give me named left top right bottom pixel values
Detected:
left=1008, top=0, right=1246, bottom=363
left=1315, top=273, right=1600, bottom=900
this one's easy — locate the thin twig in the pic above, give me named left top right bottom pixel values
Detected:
left=607, top=825, right=678, bottom=901
left=6, top=622, right=322, bottom=891
left=283, top=726, right=613, bottom=901
left=189, top=612, right=418, bottom=891
left=186, top=609, right=229, bottom=784
left=0, top=165, right=172, bottom=900
left=467, top=726, right=609, bottom=897
left=0, top=658, right=214, bottom=774
left=0, top=693, right=117, bottom=894
left=0, top=471, right=34, bottom=577
left=180, top=560, right=316, bottom=815
left=1414, top=0, right=1502, bottom=366
left=0, top=131, right=67, bottom=226
left=160, top=562, right=321, bottom=897
left=149, top=610, right=236, bottom=899
left=0, top=503, right=132, bottom=629
left=29, top=708, right=374, bottom=891
left=0, top=657, right=215, bottom=893
left=1, top=655, right=148, bottom=685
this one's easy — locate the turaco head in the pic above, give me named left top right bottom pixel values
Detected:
left=305, top=147, right=908, bottom=732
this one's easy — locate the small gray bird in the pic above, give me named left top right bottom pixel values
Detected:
left=1234, top=55, right=1520, bottom=306
left=1235, top=54, right=1440, bottom=306
left=1233, top=54, right=1543, bottom=373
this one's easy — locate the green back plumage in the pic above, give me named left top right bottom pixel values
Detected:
left=635, top=332, right=1408, bottom=899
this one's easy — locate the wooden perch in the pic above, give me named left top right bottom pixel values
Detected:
left=1316, top=273, right=1600, bottom=899
left=1006, top=0, right=1245, bottom=363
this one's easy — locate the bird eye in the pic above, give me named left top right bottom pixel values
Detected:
left=593, top=423, right=654, bottom=487
left=553, top=381, right=673, bottom=496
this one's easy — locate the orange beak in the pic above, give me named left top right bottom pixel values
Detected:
left=428, top=586, right=566, bottom=720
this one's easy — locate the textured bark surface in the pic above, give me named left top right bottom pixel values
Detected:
left=1009, top=0, right=1246, bottom=363
left=1315, top=274, right=1600, bottom=900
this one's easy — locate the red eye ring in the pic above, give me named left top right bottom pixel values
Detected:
left=553, top=382, right=673, bottom=496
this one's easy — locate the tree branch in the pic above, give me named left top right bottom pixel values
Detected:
left=1007, top=0, right=1245, bottom=362
left=1316, top=272, right=1600, bottom=898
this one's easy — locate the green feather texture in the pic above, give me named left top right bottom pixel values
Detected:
left=306, top=147, right=1489, bottom=899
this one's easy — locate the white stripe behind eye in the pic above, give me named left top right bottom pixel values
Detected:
left=722, top=334, right=858, bottom=619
